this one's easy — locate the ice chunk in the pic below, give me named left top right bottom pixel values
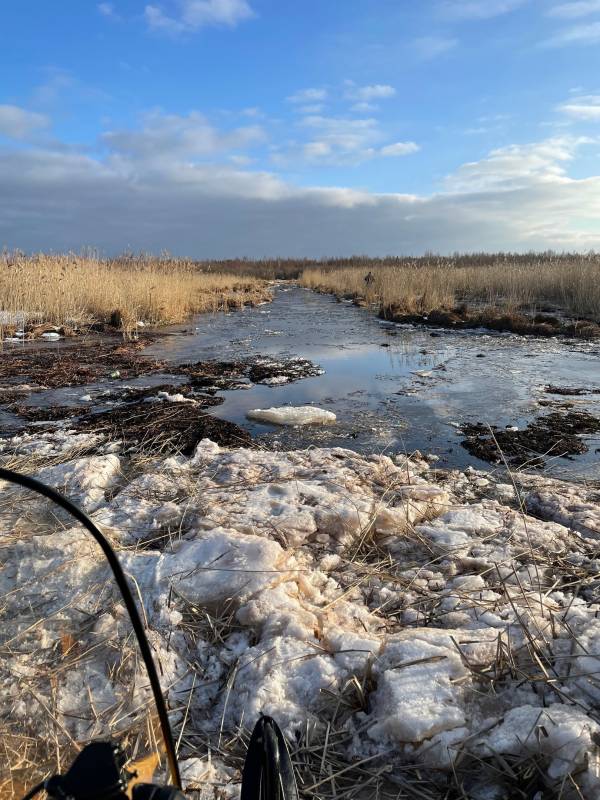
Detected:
left=156, top=391, right=194, bottom=403
left=247, top=406, right=336, bottom=426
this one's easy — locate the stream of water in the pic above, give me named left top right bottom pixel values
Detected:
left=139, top=285, right=600, bottom=480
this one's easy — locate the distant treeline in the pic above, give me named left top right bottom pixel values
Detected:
left=112, top=251, right=600, bottom=280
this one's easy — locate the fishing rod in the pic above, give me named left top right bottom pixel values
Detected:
left=0, top=467, right=298, bottom=800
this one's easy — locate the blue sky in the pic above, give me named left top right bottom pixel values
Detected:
left=1, top=0, right=600, bottom=256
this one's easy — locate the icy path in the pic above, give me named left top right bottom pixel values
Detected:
left=1, top=432, right=600, bottom=798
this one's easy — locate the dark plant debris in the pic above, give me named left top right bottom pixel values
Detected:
left=380, top=306, right=600, bottom=339
left=72, top=396, right=250, bottom=454
left=461, top=410, right=600, bottom=468
left=545, top=385, right=600, bottom=396
left=0, top=340, right=167, bottom=389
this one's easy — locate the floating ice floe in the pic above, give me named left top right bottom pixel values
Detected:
left=42, top=332, right=61, bottom=341
left=247, top=405, right=337, bottom=425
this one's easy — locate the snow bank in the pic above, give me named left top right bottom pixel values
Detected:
left=2, top=432, right=600, bottom=797
left=247, top=405, right=336, bottom=425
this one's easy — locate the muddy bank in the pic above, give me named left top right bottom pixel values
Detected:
left=545, top=384, right=600, bottom=396
left=461, top=410, right=600, bottom=467
left=380, top=305, right=600, bottom=339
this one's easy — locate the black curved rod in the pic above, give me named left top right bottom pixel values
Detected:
left=0, top=466, right=182, bottom=790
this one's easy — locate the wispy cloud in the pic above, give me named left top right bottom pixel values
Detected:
left=291, top=115, right=419, bottom=165
left=31, top=67, right=112, bottom=110
left=413, top=35, right=458, bottom=59
left=344, top=83, right=396, bottom=102
left=380, top=141, right=420, bottom=157
left=439, top=0, right=528, bottom=19
left=0, top=105, right=49, bottom=140
left=445, top=136, right=590, bottom=192
left=97, top=3, right=121, bottom=21
left=351, top=102, right=378, bottom=112
left=145, top=0, right=255, bottom=35
left=547, top=0, right=600, bottom=17
left=557, top=95, right=600, bottom=119
left=102, top=110, right=265, bottom=160
left=543, top=20, right=600, bottom=45
left=299, top=114, right=380, bottom=164
left=287, top=88, right=328, bottom=104
left=298, top=103, right=325, bottom=114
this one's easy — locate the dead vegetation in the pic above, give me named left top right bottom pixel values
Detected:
left=300, top=253, right=600, bottom=335
left=2, top=435, right=600, bottom=799
left=0, top=251, right=270, bottom=339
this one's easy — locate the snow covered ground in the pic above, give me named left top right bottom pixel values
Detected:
left=1, top=431, right=600, bottom=798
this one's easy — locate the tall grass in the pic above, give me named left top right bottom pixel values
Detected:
left=0, top=252, right=268, bottom=336
left=300, top=254, right=600, bottom=320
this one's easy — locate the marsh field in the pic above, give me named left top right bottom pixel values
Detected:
left=2, top=252, right=600, bottom=799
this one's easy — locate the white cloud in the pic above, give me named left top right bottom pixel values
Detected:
left=102, top=110, right=265, bottom=160
left=413, top=35, right=458, bottom=59
left=298, top=104, right=325, bottom=114
left=380, top=141, right=420, bottom=157
left=287, top=88, right=328, bottom=104
left=345, top=84, right=396, bottom=102
left=351, top=102, right=378, bottom=112
left=0, top=105, right=49, bottom=140
left=98, top=3, right=121, bottom=20
left=439, top=0, right=528, bottom=19
left=295, top=115, right=419, bottom=165
left=444, top=136, right=590, bottom=192
left=543, top=21, right=600, bottom=45
left=547, top=0, right=600, bottom=17
left=557, top=95, right=600, bottom=119
left=298, top=114, right=381, bottom=164
left=1, top=127, right=599, bottom=256
left=145, top=0, right=254, bottom=34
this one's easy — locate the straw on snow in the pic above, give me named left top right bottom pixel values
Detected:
left=1, top=430, right=600, bottom=798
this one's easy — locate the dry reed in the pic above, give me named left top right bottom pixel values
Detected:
left=0, top=251, right=269, bottom=337
left=300, top=254, right=600, bottom=321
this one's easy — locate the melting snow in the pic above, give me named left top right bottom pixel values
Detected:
left=2, top=432, right=600, bottom=796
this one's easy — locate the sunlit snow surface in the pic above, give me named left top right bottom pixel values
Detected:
left=2, top=431, right=600, bottom=796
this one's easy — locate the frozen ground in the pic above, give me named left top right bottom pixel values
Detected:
left=1, top=431, right=600, bottom=798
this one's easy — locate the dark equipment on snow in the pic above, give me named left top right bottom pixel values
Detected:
left=0, top=467, right=298, bottom=800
